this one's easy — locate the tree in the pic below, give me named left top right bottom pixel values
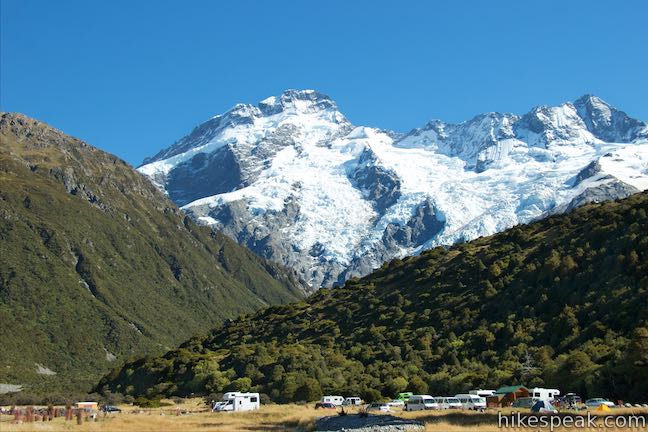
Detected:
left=519, top=350, right=539, bottom=382
left=626, top=250, right=639, bottom=270
left=543, top=250, right=561, bottom=275
left=483, top=280, right=497, bottom=299
left=360, top=388, right=382, bottom=403
left=227, top=377, right=252, bottom=392
left=280, top=374, right=299, bottom=402
left=623, top=327, right=648, bottom=400
left=489, top=262, right=503, bottom=278
left=560, top=256, right=578, bottom=274
left=386, top=377, right=409, bottom=396
left=550, top=351, right=598, bottom=398
left=554, top=306, right=580, bottom=346
left=294, top=378, right=322, bottom=402
left=409, top=376, right=428, bottom=394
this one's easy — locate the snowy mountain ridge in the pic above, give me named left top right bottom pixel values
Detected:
left=139, top=91, right=648, bottom=288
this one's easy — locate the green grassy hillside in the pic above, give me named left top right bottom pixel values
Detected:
left=0, top=113, right=304, bottom=396
left=98, top=191, right=648, bottom=402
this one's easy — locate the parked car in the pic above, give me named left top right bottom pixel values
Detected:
left=366, top=402, right=391, bottom=412
left=315, top=402, right=338, bottom=410
left=404, top=395, right=440, bottom=411
left=455, top=394, right=486, bottom=410
left=387, top=399, right=405, bottom=407
left=101, top=405, right=122, bottom=413
left=435, top=397, right=463, bottom=409
left=585, top=398, right=615, bottom=409
left=512, top=397, right=539, bottom=408
left=211, top=401, right=228, bottom=411
left=396, top=392, right=414, bottom=401
left=556, top=393, right=582, bottom=409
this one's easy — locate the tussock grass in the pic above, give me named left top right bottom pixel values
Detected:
left=0, top=402, right=319, bottom=432
left=2, top=404, right=646, bottom=432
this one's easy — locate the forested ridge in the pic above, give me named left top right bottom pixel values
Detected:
left=98, top=191, right=648, bottom=402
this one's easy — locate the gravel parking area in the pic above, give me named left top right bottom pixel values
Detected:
left=315, top=414, right=424, bottom=431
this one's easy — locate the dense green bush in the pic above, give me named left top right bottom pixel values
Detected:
left=98, top=192, right=648, bottom=402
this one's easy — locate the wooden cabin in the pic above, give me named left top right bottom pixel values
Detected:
left=486, top=385, right=530, bottom=407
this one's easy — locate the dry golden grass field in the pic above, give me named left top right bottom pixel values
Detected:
left=1, top=399, right=646, bottom=432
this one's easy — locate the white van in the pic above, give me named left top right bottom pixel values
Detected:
left=404, top=395, right=439, bottom=411
left=530, top=388, right=560, bottom=401
left=469, top=389, right=495, bottom=398
left=342, top=397, right=362, bottom=406
left=455, top=394, right=486, bottom=410
left=321, top=395, right=345, bottom=406
left=435, top=397, right=463, bottom=409
left=213, top=392, right=260, bottom=412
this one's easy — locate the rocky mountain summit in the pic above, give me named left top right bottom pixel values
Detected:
left=140, top=91, right=648, bottom=288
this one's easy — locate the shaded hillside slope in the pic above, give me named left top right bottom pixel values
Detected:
left=0, top=113, right=304, bottom=393
left=98, top=192, right=648, bottom=401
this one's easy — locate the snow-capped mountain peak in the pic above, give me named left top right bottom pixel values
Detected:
left=514, top=102, right=598, bottom=149
left=259, top=89, right=340, bottom=116
left=142, top=90, right=345, bottom=166
left=573, top=94, right=648, bottom=143
left=139, top=91, right=648, bottom=289
left=575, top=94, right=613, bottom=120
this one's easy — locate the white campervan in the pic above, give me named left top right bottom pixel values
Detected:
left=342, top=397, right=362, bottom=406
left=530, top=388, right=560, bottom=401
left=469, top=389, right=495, bottom=398
left=455, top=394, right=487, bottom=410
left=435, top=397, right=463, bottom=409
left=321, top=395, right=345, bottom=406
left=213, top=392, right=260, bottom=412
left=404, top=395, right=439, bottom=411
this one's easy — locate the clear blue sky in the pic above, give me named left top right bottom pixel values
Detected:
left=2, top=0, right=647, bottom=166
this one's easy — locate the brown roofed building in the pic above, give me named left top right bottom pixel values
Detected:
left=486, top=385, right=530, bottom=407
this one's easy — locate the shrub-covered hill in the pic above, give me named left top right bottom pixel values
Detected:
left=0, top=113, right=304, bottom=394
left=98, top=191, right=648, bottom=403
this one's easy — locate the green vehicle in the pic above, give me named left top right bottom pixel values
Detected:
left=397, top=392, right=414, bottom=401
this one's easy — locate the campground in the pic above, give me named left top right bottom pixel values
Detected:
left=1, top=399, right=647, bottom=432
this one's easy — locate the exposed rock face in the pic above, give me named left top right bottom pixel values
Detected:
left=139, top=91, right=648, bottom=289
left=574, top=160, right=610, bottom=186
left=548, top=155, right=642, bottom=215
left=338, top=199, right=446, bottom=283
left=574, top=95, right=648, bottom=143
left=167, top=146, right=243, bottom=206
left=565, top=181, right=639, bottom=212
left=350, top=147, right=402, bottom=213
left=384, top=199, right=445, bottom=248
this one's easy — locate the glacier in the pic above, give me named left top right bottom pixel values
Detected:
left=139, top=90, right=648, bottom=289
